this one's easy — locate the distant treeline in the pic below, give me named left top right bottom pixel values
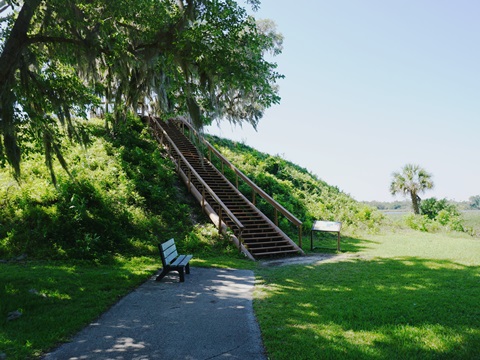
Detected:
left=363, top=199, right=479, bottom=211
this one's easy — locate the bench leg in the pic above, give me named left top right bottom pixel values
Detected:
left=155, top=268, right=169, bottom=282
left=156, top=266, right=188, bottom=283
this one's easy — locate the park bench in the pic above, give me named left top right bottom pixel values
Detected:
left=156, top=238, right=193, bottom=282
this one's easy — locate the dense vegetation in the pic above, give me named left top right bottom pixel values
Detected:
left=1, top=0, right=281, bottom=179
left=0, top=116, right=238, bottom=261
left=206, top=135, right=385, bottom=234
left=1, top=117, right=475, bottom=262
left=0, top=116, right=384, bottom=262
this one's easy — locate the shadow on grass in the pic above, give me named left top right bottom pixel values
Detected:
left=255, top=257, right=480, bottom=360
left=0, top=258, right=158, bottom=359
left=304, top=232, right=380, bottom=254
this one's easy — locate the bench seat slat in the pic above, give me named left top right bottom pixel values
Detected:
left=171, top=255, right=193, bottom=267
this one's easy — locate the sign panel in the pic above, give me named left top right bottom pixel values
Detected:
left=312, top=220, right=342, bottom=232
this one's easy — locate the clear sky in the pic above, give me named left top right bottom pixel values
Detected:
left=206, top=0, right=479, bottom=202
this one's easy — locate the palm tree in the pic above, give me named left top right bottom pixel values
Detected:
left=390, top=164, right=434, bottom=214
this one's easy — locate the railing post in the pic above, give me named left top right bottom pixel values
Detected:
left=238, top=229, right=243, bottom=252
left=188, top=169, right=191, bottom=192
left=235, top=173, right=239, bottom=189
left=274, top=208, right=278, bottom=226
left=201, top=187, right=205, bottom=210
left=218, top=208, right=222, bottom=230
left=252, top=191, right=256, bottom=205
left=298, top=225, right=303, bottom=248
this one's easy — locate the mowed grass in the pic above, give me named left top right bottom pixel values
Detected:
left=0, top=257, right=159, bottom=359
left=254, top=230, right=480, bottom=360
left=2, top=228, right=479, bottom=359
left=0, top=252, right=253, bottom=359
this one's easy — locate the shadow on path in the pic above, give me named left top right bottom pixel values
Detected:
left=43, top=267, right=266, bottom=360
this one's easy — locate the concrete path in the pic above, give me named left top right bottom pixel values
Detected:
left=43, top=267, right=266, bottom=360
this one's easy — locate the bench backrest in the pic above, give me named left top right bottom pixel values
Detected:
left=160, top=238, right=178, bottom=266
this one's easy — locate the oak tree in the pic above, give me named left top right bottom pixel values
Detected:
left=0, top=0, right=282, bottom=179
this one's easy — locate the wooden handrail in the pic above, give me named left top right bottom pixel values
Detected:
left=207, top=144, right=303, bottom=226
left=175, top=118, right=303, bottom=246
left=149, top=117, right=245, bottom=238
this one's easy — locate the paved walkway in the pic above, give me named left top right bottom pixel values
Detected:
left=43, top=267, right=266, bottom=360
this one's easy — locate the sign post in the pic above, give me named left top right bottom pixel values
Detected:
left=310, top=220, right=342, bottom=251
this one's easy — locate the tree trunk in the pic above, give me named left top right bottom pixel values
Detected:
left=411, top=191, right=420, bottom=214
left=0, top=0, right=42, bottom=175
left=0, top=0, right=42, bottom=86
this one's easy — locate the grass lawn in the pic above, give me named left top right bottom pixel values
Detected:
left=0, top=257, right=160, bottom=359
left=2, top=230, right=479, bottom=359
left=254, top=230, right=480, bottom=359
left=0, top=253, right=253, bottom=359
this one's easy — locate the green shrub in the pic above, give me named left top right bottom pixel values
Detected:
left=0, top=115, right=195, bottom=260
left=419, top=198, right=464, bottom=232
left=403, top=213, right=439, bottom=232
left=420, top=198, right=459, bottom=219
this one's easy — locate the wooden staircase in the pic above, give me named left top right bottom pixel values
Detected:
left=147, top=116, right=304, bottom=259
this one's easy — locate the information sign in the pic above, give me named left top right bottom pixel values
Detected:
left=310, top=220, right=342, bottom=251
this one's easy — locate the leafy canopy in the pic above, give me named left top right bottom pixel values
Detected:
left=0, top=0, right=283, bottom=179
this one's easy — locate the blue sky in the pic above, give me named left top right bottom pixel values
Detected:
left=207, top=0, right=479, bottom=202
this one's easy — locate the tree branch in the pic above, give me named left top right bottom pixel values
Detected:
left=0, top=0, right=42, bottom=86
left=26, top=35, right=84, bottom=46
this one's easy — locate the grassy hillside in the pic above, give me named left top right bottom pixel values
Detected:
left=206, top=135, right=384, bottom=235
left=1, top=118, right=385, bottom=261
left=0, top=116, right=215, bottom=261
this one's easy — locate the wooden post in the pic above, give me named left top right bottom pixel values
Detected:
left=274, top=208, right=278, bottom=226
left=218, top=208, right=222, bottom=230
left=238, top=229, right=243, bottom=252
left=299, top=226, right=303, bottom=248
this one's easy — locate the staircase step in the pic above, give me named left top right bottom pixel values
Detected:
left=245, top=241, right=292, bottom=248
left=152, top=119, right=301, bottom=259
left=252, top=249, right=300, bottom=257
